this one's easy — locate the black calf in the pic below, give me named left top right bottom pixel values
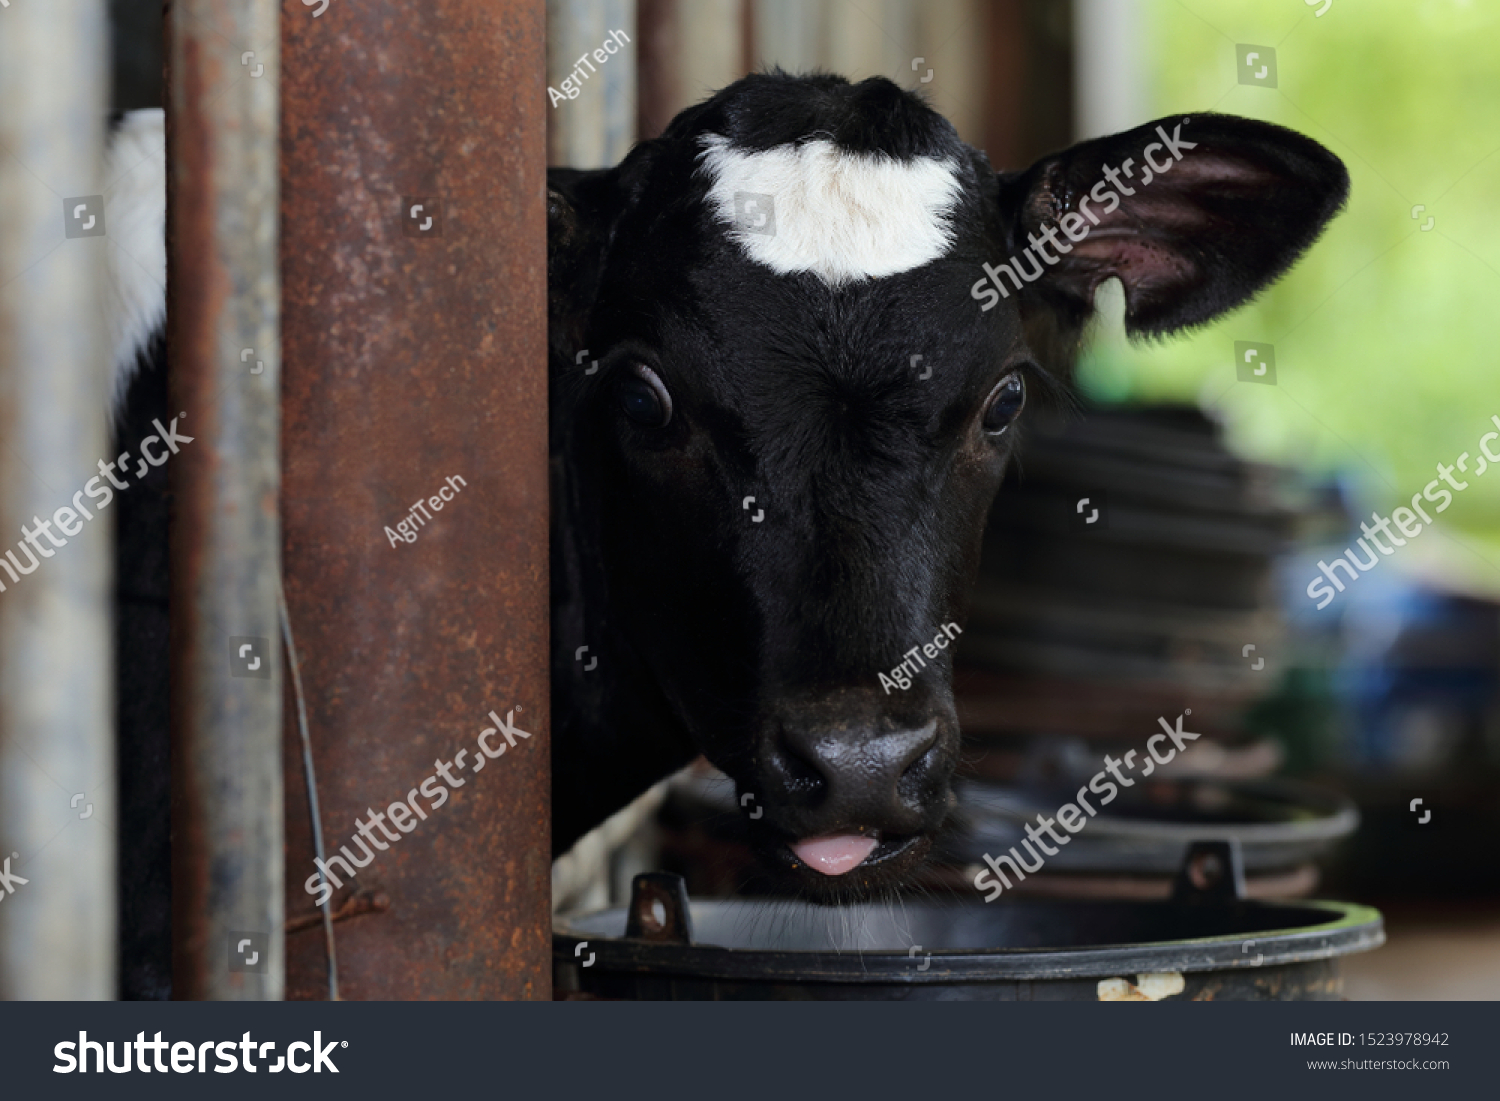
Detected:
left=547, top=72, right=1347, bottom=895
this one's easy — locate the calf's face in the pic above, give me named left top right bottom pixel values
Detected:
left=549, top=74, right=1348, bottom=895
left=590, top=253, right=1025, bottom=888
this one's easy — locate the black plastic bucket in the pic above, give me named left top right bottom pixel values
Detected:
left=947, top=777, right=1359, bottom=875
left=554, top=843, right=1384, bottom=1001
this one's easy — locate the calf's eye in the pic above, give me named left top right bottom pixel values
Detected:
left=615, top=364, right=673, bottom=428
left=981, top=372, right=1025, bottom=436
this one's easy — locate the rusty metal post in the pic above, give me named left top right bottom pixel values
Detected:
left=280, top=0, right=550, bottom=999
left=0, top=0, right=114, bottom=1001
left=167, top=0, right=284, bottom=999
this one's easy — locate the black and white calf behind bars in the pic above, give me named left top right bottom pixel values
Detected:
left=110, top=73, right=1348, bottom=979
left=544, top=73, right=1346, bottom=893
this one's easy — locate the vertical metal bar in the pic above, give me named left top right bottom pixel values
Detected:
left=752, top=0, right=826, bottom=77
left=638, top=0, right=747, bottom=141
left=824, top=0, right=911, bottom=79
left=548, top=0, right=638, bottom=168
left=636, top=0, right=681, bottom=140
left=0, top=0, right=114, bottom=1001
left=167, top=0, right=284, bottom=1000
left=982, top=0, right=1027, bottom=170
left=678, top=0, right=746, bottom=113
left=280, top=0, right=550, bottom=1000
left=1073, top=0, right=1145, bottom=141
left=913, top=0, right=987, bottom=147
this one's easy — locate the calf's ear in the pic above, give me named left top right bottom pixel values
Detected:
left=995, top=113, right=1349, bottom=340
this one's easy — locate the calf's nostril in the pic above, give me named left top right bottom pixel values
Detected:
left=773, top=719, right=942, bottom=819
left=772, top=734, right=829, bottom=804
left=896, top=722, right=939, bottom=777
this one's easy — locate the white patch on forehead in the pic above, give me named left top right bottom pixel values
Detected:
left=697, top=133, right=963, bottom=285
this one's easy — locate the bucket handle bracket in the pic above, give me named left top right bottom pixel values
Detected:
left=1171, top=839, right=1247, bottom=904
left=625, top=873, right=695, bottom=944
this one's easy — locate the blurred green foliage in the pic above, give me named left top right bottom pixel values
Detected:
left=1076, top=0, right=1500, bottom=594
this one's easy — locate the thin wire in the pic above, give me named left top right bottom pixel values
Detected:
left=279, top=581, right=339, bottom=1001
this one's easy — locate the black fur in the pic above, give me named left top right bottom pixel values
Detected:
left=106, top=0, right=172, bottom=995
left=114, top=336, right=172, bottom=999
left=547, top=73, right=1348, bottom=896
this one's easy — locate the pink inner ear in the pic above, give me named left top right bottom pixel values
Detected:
left=1069, top=233, right=1196, bottom=298
left=1163, top=152, right=1278, bottom=188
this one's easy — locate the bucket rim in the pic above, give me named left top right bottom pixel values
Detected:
left=553, top=898, right=1385, bottom=983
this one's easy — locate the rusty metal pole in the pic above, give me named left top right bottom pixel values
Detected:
left=280, top=0, right=550, bottom=999
left=167, top=0, right=284, bottom=999
left=0, top=0, right=114, bottom=1001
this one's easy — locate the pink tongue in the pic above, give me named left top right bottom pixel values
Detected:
left=791, top=834, right=879, bottom=876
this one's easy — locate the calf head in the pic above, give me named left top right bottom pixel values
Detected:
left=549, top=73, right=1347, bottom=896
